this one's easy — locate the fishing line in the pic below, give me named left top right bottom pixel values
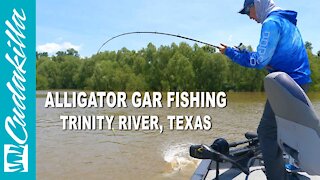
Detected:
left=97, top=31, right=220, bottom=53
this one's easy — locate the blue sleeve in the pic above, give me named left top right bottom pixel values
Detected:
left=225, top=20, right=280, bottom=69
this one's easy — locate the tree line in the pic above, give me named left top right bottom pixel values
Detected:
left=36, top=41, right=320, bottom=92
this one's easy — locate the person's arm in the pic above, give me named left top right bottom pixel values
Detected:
left=224, top=20, right=281, bottom=69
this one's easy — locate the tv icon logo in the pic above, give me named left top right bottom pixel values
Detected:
left=4, top=144, right=28, bottom=172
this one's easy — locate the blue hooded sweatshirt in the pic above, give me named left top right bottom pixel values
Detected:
left=225, top=9, right=311, bottom=85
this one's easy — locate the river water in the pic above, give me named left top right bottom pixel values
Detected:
left=36, top=92, right=320, bottom=180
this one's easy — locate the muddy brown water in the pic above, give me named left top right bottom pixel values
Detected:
left=36, top=92, right=320, bottom=180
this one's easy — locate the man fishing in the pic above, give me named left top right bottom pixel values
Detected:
left=218, top=0, right=311, bottom=179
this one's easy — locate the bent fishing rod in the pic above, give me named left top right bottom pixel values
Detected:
left=97, top=31, right=220, bottom=53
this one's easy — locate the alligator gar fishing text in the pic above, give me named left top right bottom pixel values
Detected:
left=45, top=91, right=227, bottom=108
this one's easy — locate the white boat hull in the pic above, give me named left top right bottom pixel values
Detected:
left=192, top=159, right=320, bottom=180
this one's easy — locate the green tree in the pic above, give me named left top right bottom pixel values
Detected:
left=75, top=58, right=96, bottom=89
left=305, top=41, right=313, bottom=51
left=199, top=54, right=228, bottom=91
left=190, top=47, right=208, bottom=90
left=66, top=48, right=80, bottom=57
left=309, top=52, right=320, bottom=91
left=36, top=51, right=48, bottom=59
left=37, top=59, right=60, bottom=89
left=91, top=61, right=116, bottom=90
left=126, top=74, right=148, bottom=91
left=166, top=52, right=195, bottom=91
left=36, top=74, right=49, bottom=90
left=59, top=56, right=82, bottom=89
left=36, top=41, right=320, bottom=92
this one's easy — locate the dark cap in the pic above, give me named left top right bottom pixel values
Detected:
left=239, top=0, right=254, bottom=14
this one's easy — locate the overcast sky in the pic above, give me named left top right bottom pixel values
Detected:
left=37, top=0, right=320, bottom=57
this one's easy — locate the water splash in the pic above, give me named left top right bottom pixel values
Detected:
left=162, top=143, right=200, bottom=173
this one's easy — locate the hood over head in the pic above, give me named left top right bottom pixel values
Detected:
left=254, top=0, right=281, bottom=23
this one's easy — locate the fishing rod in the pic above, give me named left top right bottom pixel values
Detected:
left=97, top=31, right=220, bottom=53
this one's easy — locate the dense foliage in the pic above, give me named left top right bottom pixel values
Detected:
left=36, top=42, right=320, bottom=91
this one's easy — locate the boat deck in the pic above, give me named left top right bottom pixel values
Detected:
left=192, top=159, right=320, bottom=180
